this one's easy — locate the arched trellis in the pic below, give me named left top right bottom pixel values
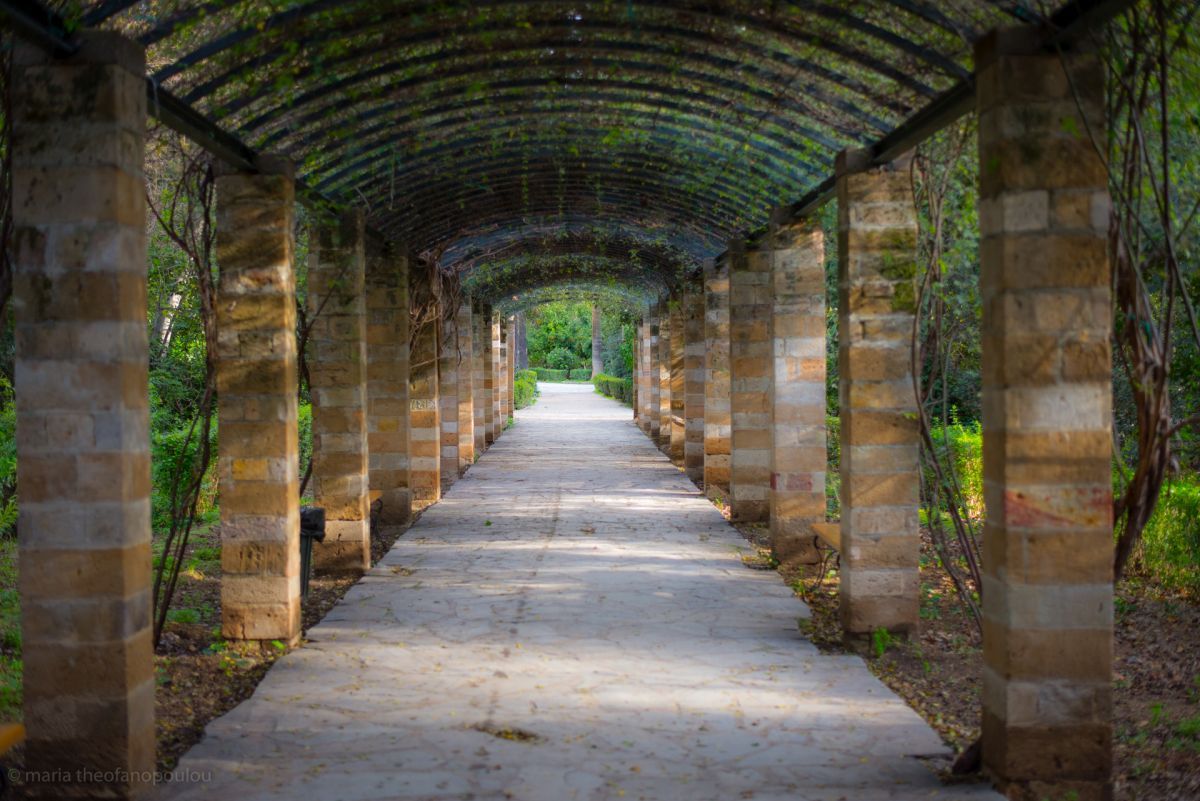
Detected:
left=71, top=0, right=1030, bottom=275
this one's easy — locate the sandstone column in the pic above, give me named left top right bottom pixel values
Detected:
left=836, top=149, right=920, bottom=639
left=632, top=322, right=642, bottom=423
left=769, top=218, right=827, bottom=568
left=506, top=317, right=517, bottom=413
left=12, top=32, right=154, bottom=800
left=215, top=156, right=300, bottom=645
left=669, top=300, right=686, bottom=465
left=657, top=301, right=673, bottom=450
left=648, top=314, right=662, bottom=442
left=704, top=256, right=732, bottom=497
left=481, top=306, right=496, bottom=445
left=409, top=276, right=441, bottom=507
left=490, top=314, right=503, bottom=440
left=498, top=320, right=510, bottom=424
left=472, top=302, right=489, bottom=456
left=729, top=240, right=771, bottom=523
left=438, top=309, right=460, bottom=491
left=365, top=239, right=411, bottom=532
left=683, top=283, right=706, bottom=483
left=309, top=210, right=370, bottom=575
left=976, top=29, right=1112, bottom=801
left=457, top=301, right=475, bottom=470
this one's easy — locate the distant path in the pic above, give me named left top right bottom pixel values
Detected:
left=162, top=382, right=1001, bottom=800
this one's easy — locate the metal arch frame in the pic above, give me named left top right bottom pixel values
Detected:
left=244, top=53, right=884, bottom=151
left=269, top=72, right=852, bottom=176
left=375, top=179, right=755, bottom=252
left=452, top=234, right=696, bottom=276
left=301, top=97, right=837, bottom=197
left=184, top=22, right=900, bottom=130
left=7, top=0, right=1135, bottom=269
left=464, top=257, right=675, bottom=299
left=491, top=283, right=659, bottom=316
left=145, top=0, right=964, bottom=93
left=441, top=217, right=716, bottom=264
left=311, top=114, right=827, bottom=205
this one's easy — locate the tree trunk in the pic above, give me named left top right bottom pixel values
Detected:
left=591, top=305, right=603, bottom=378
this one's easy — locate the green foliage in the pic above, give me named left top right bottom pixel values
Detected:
left=870, top=627, right=895, bottom=659
left=298, top=402, right=313, bottom=480
left=926, top=417, right=984, bottom=520
left=513, top=373, right=538, bottom=409
left=534, top=368, right=569, bottom=381
left=1139, top=475, right=1200, bottom=593
left=568, top=368, right=592, bottom=380
left=594, top=374, right=633, bottom=405
left=150, top=413, right=219, bottom=532
left=544, top=346, right=581, bottom=371
left=0, top=377, right=17, bottom=537
left=826, top=414, right=840, bottom=519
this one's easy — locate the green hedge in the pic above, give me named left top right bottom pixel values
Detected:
left=516, top=369, right=537, bottom=383
left=594, top=373, right=633, bottom=405
left=568, top=368, right=592, bottom=380
left=514, top=375, right=537, bottom=409
left=534, top=368, right=569, bottom=382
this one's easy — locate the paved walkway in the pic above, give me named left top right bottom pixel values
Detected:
left=164, top=383, right=1001, bottom=801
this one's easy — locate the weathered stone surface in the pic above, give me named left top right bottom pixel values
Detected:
left=365, top=240, right=411, bottom=530
left=730, top=241, right=771, bottom=523
left=162, top=384, right=1002, bottom=801
left=409, top=270, right=441, bottom=508
left=836, top=148, right=920, bottom=641
left=669, top=300, right=686, bottom=465
left=976, top=29, right=1113, bottom=801
left=490, top=314, right=502, bottom=442
left=704, top=256, right=732, bottom=497
left=656, top=300, right=673, bottom=451
left=472, top=302, right=490, bottom=456
left=769, top=220, right=826, bottom=568
left=683, top=282, right=706, bottom=484
left=216, top=158, right=301, bottom=644
left=309, top=210, right=370, bottom=576
left=438, top=305, right=461, bottom=491
left=13, top=32, right=156, bottom=801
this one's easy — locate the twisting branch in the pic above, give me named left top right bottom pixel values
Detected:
left=909, top=119, right=983, bottom=633
left=144, top=127, right=218, bottom=647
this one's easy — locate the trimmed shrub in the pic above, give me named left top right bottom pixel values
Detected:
left=545, top=347, right=579, bottom=371
left=516, top=369, right=537, bottom=384
left=513, top=375, right=537, bottom=409
left=594, top=373, right=633, bottom=405
left=569, top=368, right=592, bottom=380
left=535, top=368, right=569, bottom=382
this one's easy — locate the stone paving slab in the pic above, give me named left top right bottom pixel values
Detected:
left=160, top=383, right=1002, bottom=801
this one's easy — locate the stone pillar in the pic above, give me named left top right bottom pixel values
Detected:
left=12, top=32, right=154, bottom=800
left=409, top=279, right=441, bottom=507
left=632, top=322, right=641, bottom=422
left=309, top=210, right=370, bottom=575
left=684, top=283, right=706, bottom=484
left=481, top=306, right=496, bottom=445
left=976, top=29, right=1112, bottom=801
left=215, top=157, right=300, bottom=645
left=669, top=300, right=686, bottom=466
left=657, top=302, right=673, bottom=450
left=456, top=301, right=475, bottom=470
left=836, top=148, right=920, bottom=639
left=704, top=256, right=732, bottom=497
left=365, top=239, right=411, bottom=532
left=506, top=317, right=517, bottom=414
left=638, top=320, right=653, bottom=434
left=472, top=302, right=489, bottom=457
left=498, top=320, right=511, bottom=423
left=438, top=310, right=459, bottom=491
left=490, top=314, right=503, bottom=440
left=769, top=218, right=827, bottom=568
left=648, top=313, right=662, bottom=443
left=729, top=240, right=771, bottom=523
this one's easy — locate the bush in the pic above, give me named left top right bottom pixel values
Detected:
left=150, top=413, right=219, bottom=531
left=513, top=375, right=537, bottom=409
left=535, top=368, right=569, bottom=382
left=516, top=369, right=537, bottom=384
left=569, top=368, right=592, bottom=380
left=594, top=373, right=633, bottom=405
left=927, top=419, right=984, bottom=519
left=545, top=347, right=580, bottom=371
left=1140, top=475, right=1200, bottom=593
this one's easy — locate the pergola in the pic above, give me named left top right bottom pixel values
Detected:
left=4, top=1, right=1126, bottom=800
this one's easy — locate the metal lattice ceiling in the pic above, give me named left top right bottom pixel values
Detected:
left=57, top=0, right=1071, bottom=303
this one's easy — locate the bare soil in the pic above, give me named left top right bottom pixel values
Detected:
left=731, top=518, right=1200, bottom=801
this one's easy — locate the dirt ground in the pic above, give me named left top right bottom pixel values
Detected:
left=731, top=519, right=1200, bottom=801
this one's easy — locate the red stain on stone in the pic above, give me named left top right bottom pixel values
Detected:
left=1003, top=487, right=1113, bottom=529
